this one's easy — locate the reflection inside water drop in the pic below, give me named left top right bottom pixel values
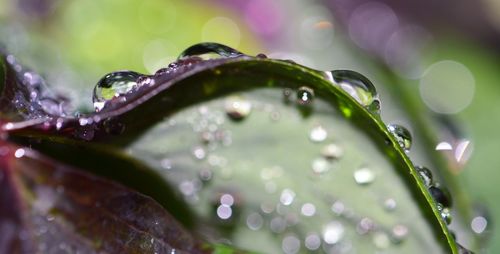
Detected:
left=387, top=124, right=412, bottom=152
left=329, top=70, right=380, bottom=113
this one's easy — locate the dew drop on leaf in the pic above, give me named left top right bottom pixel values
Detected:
left=224, top=96, right=252, bottom=121
left=321, top=143, right=344, bottom=160
left=309, top=125, right=327, bottom=142
left=415, top=166, right=434, bottom=187
left=353, top=167, right=375, bottom=185
left=296, top=86, right=315, bottom=105
left=328, top=70, right=380, bottom=113
left=323, top=221, right=345, bottom=244
left=387, top=124, right=412, bottom=152
left=177, top=42, right=243, bottom=60
left=92, top=71, right=142, bottom=111
left=429, top=186, right=452, bottom=208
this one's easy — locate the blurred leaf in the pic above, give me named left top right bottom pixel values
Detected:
left=0, top=140, right=199, bottom=254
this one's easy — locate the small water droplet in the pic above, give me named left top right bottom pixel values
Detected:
left=353, top=167, right=375, bottom=185
left=14, top=148, right=25, bottom=158
left=93, top=71, right=142, bottom=108
left=331, top=201, right=345, bottom=215
left=323, top=221, right=345, bottom=244
left=391, top=224, right=409, bottom=243
left=311, top=157, right=331, bottom=174
left=280, top=189, right=296, bottom=206
left=436, top=141, right=453, bottom=151
left=309, top=125, right=327, bottom=142
left=301, top=203, right=316, bottom=217
left=246, top=213, right=263, bottom=230
left=357, top=217, right=375, bottom=235
left=415, top=166, right=434, bottom=187
left=256, top=53, right=268, bottom=59
left=297, top=86, right=314, bottom=105
left=192, top=146, right=206, bottom=160
left=471, top=216, right=488, bottom=234
left=216, top=205, right=232, bottom=220
left=383, top=198, right=397, bottom=212
left=282, top=235, right=301, bottom=254
left=321, top=143, right=344, bottom=160
left=270, top=216, right=287, bottom=233
left=441, top=207, right=452, bottom=224
left=373, top=232, right=390, bottom=249
left=387, top=124, right=412, bottom=152
left=329, top=70, right=380, bottom=113
left=304, top=233, right=321, bottom=250
left=429, top=186, right=452, bottom=207
left=178, top=42, right=243, bottom=60
left=224, top=96, right=252, bottom=121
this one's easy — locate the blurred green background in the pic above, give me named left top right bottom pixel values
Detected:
left=1, top=0, right=499, bottom=253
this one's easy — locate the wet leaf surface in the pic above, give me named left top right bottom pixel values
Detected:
left=0, top=44, right=469, bottom=253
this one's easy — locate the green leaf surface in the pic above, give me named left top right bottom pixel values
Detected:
left=2, top=50, right=464, bottom=253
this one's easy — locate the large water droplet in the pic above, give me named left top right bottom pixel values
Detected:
left=178, top=42, right=243, bottom=60
left=224, top=96, right=252, bottom=121
left=93, top=71, right=142, bottom=110
left=415, top=166, right=433, bottom=187
left=297, top=86, right=314, bottom=105
left=329, top=70, right=380, bottom=113
left=429, top=186, right=452, bottom=208
left=387, top=124, right=412, bottom=152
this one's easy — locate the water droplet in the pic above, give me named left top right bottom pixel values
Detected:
left=304, top=233, right=321, bottom=250
left=323, top=221, right=345, bottom=244
left=391, top=224, right=409, bottom=243
left=282, top=235, right=301, bottom=254
left=14, top=148, right=25, bottom=158
left=270, top=216, right=287, bottom=233
left=192, top=146, right=206, bottom=160
left=353, top=167, right=375, bottom=185
left=216, top=205, right=232, bottom=220
left=329, top=70, right=380, bottom=113
left=256, top=53, right=268, bottom=59
left=321, top=143, right=344, bottom=160
left=246, top=213, right=263, bottom=230
left=301, top=203, right=316, bottom=217
left=471, top=216, right=488, bottom=234
left=280, top=189, right=296, bottom=206
left=415, top=166, right=433, bottom=187
left=93, top=71, right=142, bottom=109
left=441, top=207, right=452, bottom=224
left=178, top=42, right=243, bottom=60
left=309, top=125, right=327, bottom=142
left=383, top=198, right=397, bottom=212
left=220, top=193, right=234, bottom=206
left=429, top=186, right=452, bottom=207
left=373, top=232, right=390, bottom=249
left=436, top=141, right=453, bottom=151
left=198, top=168, right=213, bottom=181
left=331, top=201, right=345, bottom=215
left=387, top=124, right=412, bottom=152
left=311, top=157, right=331, bottom=174
left=224, top=96, right=252, bottom=121
left=297, top=86, right=314, bottom=105
left=357, top=217, right=375, bottom=235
